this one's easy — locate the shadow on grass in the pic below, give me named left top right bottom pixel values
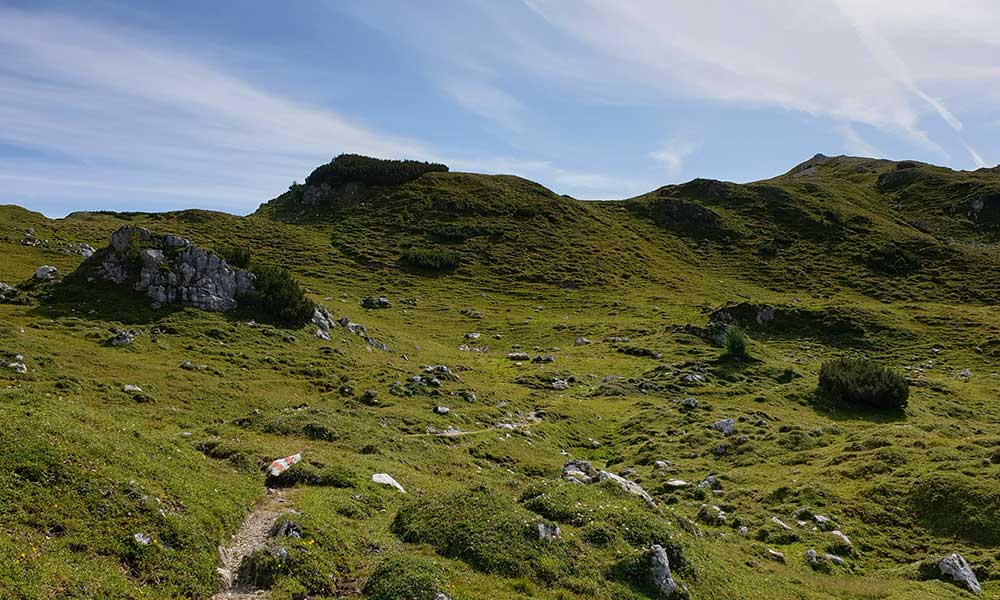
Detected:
left=28, top=279, right=298, bottom=329
left=806, top=389, right=908, bottom=424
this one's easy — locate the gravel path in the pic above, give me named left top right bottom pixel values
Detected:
left=210, top=488, right=291, bottom=600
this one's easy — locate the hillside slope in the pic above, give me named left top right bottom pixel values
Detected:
left=0, top=155, right=999, bottom=600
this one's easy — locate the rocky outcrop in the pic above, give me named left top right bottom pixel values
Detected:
left=84, top=226, right=254, bottom=311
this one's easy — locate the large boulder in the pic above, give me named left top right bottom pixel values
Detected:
left=84, top=226, right=255, bottom=311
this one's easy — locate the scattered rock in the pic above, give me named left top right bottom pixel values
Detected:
left=937, top=553, right=981, bottom=594
left=813, top=514, right=834, bottom=531
left=537, top=522, right=561, bottom=541
left=709, top=418, right=736, bottom=436
left=574, top=337, right=592, bottom=346
left=767, top=548, right=785, bottom=563
left=959, top=368, right=972, bottom=380
left=771, top=516, right=793, bottom=531
left=664, top=479, right=690, bottom=488
left=828, top=530, right=853, bottom=555
left=649, top=544, right=679, bottom=597
left=532, top=354, right=556, bottom=363
left=372, top=473, right=406, bottom=493
left=109, top=329, right=138, bottom=347
left=824, top=553, right=847, bottom=566
left=360, top=390, right=379, bottom=406
left=699, top=475, right=722, bottom=490
left=433, top=406, right=450, bottom=415
left=465, top=332, right=481, bottom=340
left=805, top=548, right=818, bottom=565
left=33, top=265, right=57, bottom=280
left=653, top=460, right=672, bottom=469
left=562, top=459, right=597, bottom=484
left=598, top=470, right=656, bottom=507
left=7, top=359, right=27, bottom=374
left=122, top=384, right=143, bottom=394
left=133, top=532, right=152, bottom=546
left=361, top=296, right=392, bottom=309
left=698, top=503, right=726, bottom=525
left=681, top=373, right=704, bottom=384
left=507, top=352, right=530, bottom=361
left=77, top=243, right=95, bottom=258
left=552, top=378, right=569, bottom=390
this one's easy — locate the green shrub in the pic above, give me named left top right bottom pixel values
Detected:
left=818, top=357, right=908, bottom=411
left=363, top=554, right=448, bottom=600
left=248, top=265, right=315, bottom=325
left=238, top=542, right=339, bottom=595
left=722, top=324, right=750, bottom=359
left=400, top=247, right=462, bottom=271
left=216, top=245, right=252, bottom=269
left=305, top=154, right=448, bottom=187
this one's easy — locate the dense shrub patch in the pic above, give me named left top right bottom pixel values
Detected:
left=400, top=247, right=462, bottom=271
left=306, top=154, right=448, bottom=187
left=248, top=265, right=315, bottom=325
left=818, top=357, right=908, bottom=411
left=722, top=324, right=750, bottom=359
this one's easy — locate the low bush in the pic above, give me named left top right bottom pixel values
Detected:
left=238, top=542, right=339, bottom=595
left=248, top=265, right=315, bottom=325
left=722, top=324, right=750, bottom=359
left=818, top=357, right=908, bottom=411
left=306, top=154, right=448, bottom=187
left=216, top=245, right=252, bottom=269
left=400, top=247, right=462, bottom=271
left=363, top=554, right=448, bottom=600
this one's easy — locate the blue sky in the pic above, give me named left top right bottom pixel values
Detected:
left=2, top=1, right=998, bottom=216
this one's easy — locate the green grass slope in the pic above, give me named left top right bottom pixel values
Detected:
left=0, top=154, right=998, bottom=599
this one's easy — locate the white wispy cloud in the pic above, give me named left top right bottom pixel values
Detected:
left=835, top=124, right=882, bottom=158
left=649, top=134, right=701, bottom=178
left=0, top=8, right=434, bottom=214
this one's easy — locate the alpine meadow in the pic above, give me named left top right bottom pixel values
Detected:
left=2, top=3, right=1000, bottom=599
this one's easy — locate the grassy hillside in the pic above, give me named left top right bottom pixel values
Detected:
left=1, top=154, right=998, bottom=599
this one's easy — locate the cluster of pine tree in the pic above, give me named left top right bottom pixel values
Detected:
left=305, top=154, right=449, bottom=187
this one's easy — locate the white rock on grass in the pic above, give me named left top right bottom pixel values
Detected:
left=372, top=473, right=406, bottom=493
left=649, top=544, right=678, bottom=597
left=598, top=470, right=656, bottom=507
left=709, top=418, right=736, bottom=436
left=938, top=553, right=981, bottom=595
left=122, top=384, right=143, bottom=394
left=34, top=265, right=57, bottom=280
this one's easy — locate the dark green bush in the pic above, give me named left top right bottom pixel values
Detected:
left=400, top=247, right=462, bottom=271
left=238, top=542, right=339, bottom=595
left=363, top=554, right=448, bottom=600
left=722, top=324, right=750, bottom=359
left=306, top=154, right=448, bottom=187
left=818, top=357, right=908, bottom=411
left=248, top=265, right=315, bottom=325
left=216, top=245, right=252, bottom=269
